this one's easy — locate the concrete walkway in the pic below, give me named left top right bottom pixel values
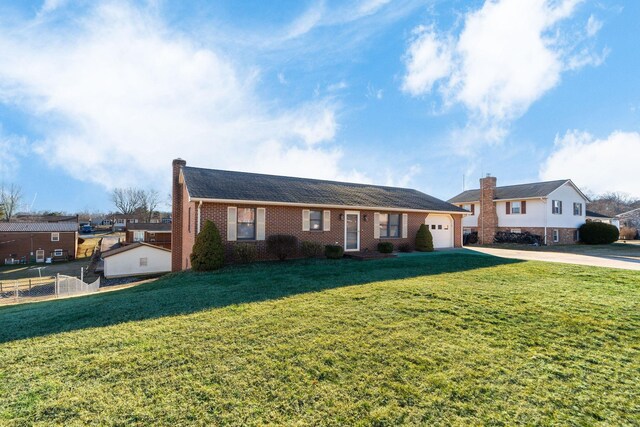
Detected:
left=467, top=247, right=640, bottom=271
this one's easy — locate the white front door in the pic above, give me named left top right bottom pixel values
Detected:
left=425, top=214, right=454, bottom=248
left=344, top=211, right=360, bottom=251
left=35, top=250, right=45, bottom=263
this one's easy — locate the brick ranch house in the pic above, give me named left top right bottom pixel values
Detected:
left=0, top=222, right=78, bottom=265
left=171, top=159, right=467, bottom=271
left=125, top=223, right=172, bottom=250
left=448, top=176, right=588, bottom=245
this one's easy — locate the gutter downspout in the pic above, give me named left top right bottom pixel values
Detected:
left=543, top=197, right=547, bottom=245
left=197, top=201, right=202, bottom=234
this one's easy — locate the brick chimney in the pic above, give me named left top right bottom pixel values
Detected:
left=478, top=174, right=498, bottom=245
left=171, top=158, right=187, bottom=272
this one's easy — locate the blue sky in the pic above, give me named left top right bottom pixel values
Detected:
left=0, top=0, right=638, bottom=213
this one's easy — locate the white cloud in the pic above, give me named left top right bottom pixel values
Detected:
left=402, top=26, right=452, bottom=96
left=540, top=130, right=640, bottom=197
left=586, top=14, right=602, bottom=37
left=402, top=0, right=603, bottom=144
left=327, top=80, right=348, bottom=92
left=0, top=2, right=353, bottom=190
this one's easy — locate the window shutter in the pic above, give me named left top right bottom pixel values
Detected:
left=402, top=214, right=408, bottom=238
left=471, top=204, right=475, bottom=215
left=323, top=210, right=331, bottom=231
left=302, top=209, right=310, bottom=231
left=373, top=213, right=380, bottom=239
left=521, top=200, right=527, bottom=214
left=506, top=201, right=511, bottom=214
left=256, top=208, right=266, bottom=241
left=227, top=207, right=237, bottom=241
left=559, top=201, right=563, bottom=214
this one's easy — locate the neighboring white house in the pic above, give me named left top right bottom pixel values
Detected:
left=102, top=242, right=171, bottom=279
left=586, top=210, right=620, bottom=229
left=448, top=176, right=588, bottom=245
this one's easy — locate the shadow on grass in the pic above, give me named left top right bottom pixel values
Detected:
left=0, top=250, right=521, bottom=343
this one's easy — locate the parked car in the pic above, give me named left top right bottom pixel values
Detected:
left=80, top=225, right=93, bottom=234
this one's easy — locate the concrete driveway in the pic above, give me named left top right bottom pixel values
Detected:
left=467, top=246, right=640, bottom=271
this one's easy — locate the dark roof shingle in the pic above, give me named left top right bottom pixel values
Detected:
left=127, top=223, right=172, bottom=232
left=448, top=180, right=569, bottom=203
left=0, top=222, right=78, bottom=232
left=182, top=167, right=466, bottom=213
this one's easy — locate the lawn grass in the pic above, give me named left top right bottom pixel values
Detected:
left=0, top=252, right=638, bottom=425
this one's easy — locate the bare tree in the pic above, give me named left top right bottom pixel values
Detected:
left=141, top=189, right=161, bottom=222
left=587, top=191, right=640, bottom=216
left=111, top=188, right=145, bottom=215
left=0, top=183, right=22, bottom=222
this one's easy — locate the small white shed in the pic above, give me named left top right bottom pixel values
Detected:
left=102, top=242, right=171, bottom=279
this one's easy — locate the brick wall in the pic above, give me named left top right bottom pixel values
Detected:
left=177, top=202, right=463, bottom=264
left=0, top=231, right=77, bottom=264
left=171, top=159, right=186, bottom=271
left=477, top=176, right=498, bottom=245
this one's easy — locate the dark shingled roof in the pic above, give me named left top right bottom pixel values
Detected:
left=586, top=210, right=611, bottom=219
left=127, top=223, right=172, bottom=232
left=0, top=222, right=78, bottom=232
left=182, top=166, right=466, bottom=213
left=448, top=180, right=569, bottom=203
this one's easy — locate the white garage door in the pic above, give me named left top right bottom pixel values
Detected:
left=425, top=214, right=453, bottom=248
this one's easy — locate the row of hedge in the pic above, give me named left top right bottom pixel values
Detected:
left=191, top=221, right=436, bottom=271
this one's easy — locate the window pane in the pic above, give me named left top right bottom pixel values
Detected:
left=238, top=208, right=255, bottom=223
left=379, top=214, right=388, bottom=237
left=310, top=210, right=322, bottom=230
left=238, top=223, right=255, bottom=239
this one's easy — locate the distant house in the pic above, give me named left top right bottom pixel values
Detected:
left=171, top=159, right=466, bottom=271
left=617, top=208, right=640, bottom=229
left=586, top=210, right=620, bottom=229
left=449, top=176, right=588, bottom=245
left=110, top=213, right=143, bottom=231
left=125, top=223, right=171, bottom=249
left=101, top=242, right=171, bottom=278
left=0, top=222, right=78, bottom=265
left=13, top=214, right=78, bottom=224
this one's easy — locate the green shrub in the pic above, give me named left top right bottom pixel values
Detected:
left=579, top=222, right=619, bottom=244
left=415, top=224, right=434, bottom=252
left=377, top=242, right=394, bottom=253
left=398, top=242, right=413, bottom=253
left=324, top=244, right=344, bottom=259
left=301, top=241, right=323, bottom=258
left=266, top=234, right=298, bottom=261
left=190, top=220, right=224, bottom=271
left=233, top=243, right=257, bottom=264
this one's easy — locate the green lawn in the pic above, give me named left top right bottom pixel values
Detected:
left=0, top=251, right=638, bottom=425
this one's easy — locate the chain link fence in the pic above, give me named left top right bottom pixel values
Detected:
left=0, top=273, right=100, bottom=304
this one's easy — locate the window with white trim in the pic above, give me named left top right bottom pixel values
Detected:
left=552, top=200, right=562, bottom=214
left=133, top=231, right=145, bottom=242
left=511, top=229, right=521, bottom=234
left=309, top=210, right=322, bottom=230
left=573, top=230, right=580, bottom=241
left=511, top=201, right=521, bottom=214
left=51, top=233, right=59, bottom=242
left=379, top=213, right=401, bottom=238
left=553, top=229, right=559, bottom=242
left=573, top=202, right=582, bottom=216
left=53, top=249, right=63, bottom=257
left=237, top=208, right=256, bottom=240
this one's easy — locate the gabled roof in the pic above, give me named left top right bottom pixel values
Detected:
left=181, top=166, right=466, bottom=213
left=0, top=222, right=78, bottom=232
left=617, top=207, right=640, bottom=218
left=448, top=179, right=572, bottom=203
left=127, top=223, right=172, bottom=232
left=586, top=210, right=612, bottom=219
left=102, top=242, right=171, bottom=258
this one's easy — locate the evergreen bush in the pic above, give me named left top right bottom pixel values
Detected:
left=190, top=220, right=224, bottom=271
left=579, top=222, right=619, bottom=244
left=415, top=224, right=434, bottom=252
left=266, top=234, right=298, bottom=260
